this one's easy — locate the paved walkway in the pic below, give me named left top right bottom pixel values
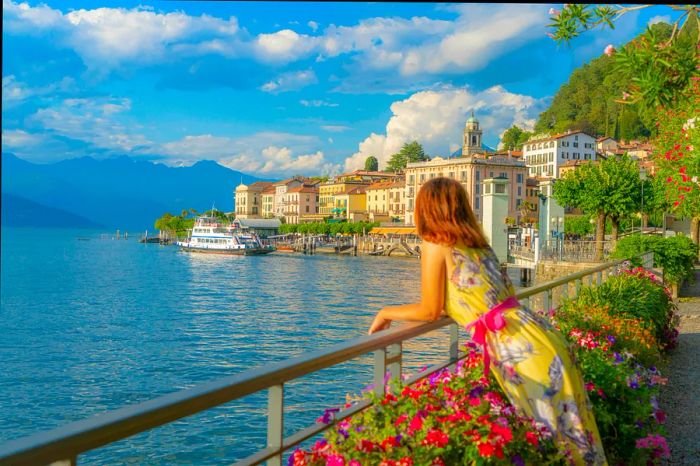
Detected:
left=661, top=265, right=700, bottom=465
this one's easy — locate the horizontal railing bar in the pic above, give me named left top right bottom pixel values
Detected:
left=0, top=253, right=651, bottom=466
left=0, top=319, right=450, bottom=466
left=235, top=352, right=469, bottom=466
left=516, top=257, right=626, bottom=300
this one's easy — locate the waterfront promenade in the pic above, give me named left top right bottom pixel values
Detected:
left=662, top=265, right=700, bottom=464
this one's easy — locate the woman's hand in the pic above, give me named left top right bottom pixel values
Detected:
left=368, top=310, right=392, bottom=335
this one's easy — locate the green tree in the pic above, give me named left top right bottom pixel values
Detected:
left=553, top=155, right=642, bottom=260
left=386, top=141, right=429, bottom=172
left=501, top=125, right=533, bottom=151
left=548, top=5, right=699, bottom=119
left=364, top=156, right=379, bottom=172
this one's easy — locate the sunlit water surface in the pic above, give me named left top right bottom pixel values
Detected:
left=1, top=228, right=524, bottom=464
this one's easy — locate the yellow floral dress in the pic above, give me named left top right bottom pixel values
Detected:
left=445, top=245, right=608, bottom=466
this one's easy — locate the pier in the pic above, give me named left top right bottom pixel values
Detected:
left=0, top=252, right=654, bottom=466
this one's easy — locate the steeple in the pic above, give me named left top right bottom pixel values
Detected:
left=462, top=110, right=483, bottom=156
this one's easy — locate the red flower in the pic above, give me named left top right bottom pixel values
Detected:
left=395, top=414, right=408, bottom=426
left=381, top=435, right=401, bottom=449
left=398, top=458, right=414, bottom=466
left=357, top=439, right=377, bottom=453
left=680, top=166, right=687, bottom=174
left=422, top=428, right=450, bottom=448
left=490, top=423, right=513, bottom=443
left=430, top=458, right=445, bottom=466
left=525, top=431, right=539, bottom=446
left=408, top=414, right=424, bottom=433
left=477, top=442, right=496, bottom=457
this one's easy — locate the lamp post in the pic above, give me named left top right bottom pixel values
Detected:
left=550, top=216, right=564, bottom=260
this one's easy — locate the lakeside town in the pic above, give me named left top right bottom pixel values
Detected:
left=2, top=2, right=700, bottom=466
left=155, top=113, right=677, bottom=261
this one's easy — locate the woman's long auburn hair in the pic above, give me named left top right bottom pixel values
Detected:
left=415, top=177, right=489, bottom=248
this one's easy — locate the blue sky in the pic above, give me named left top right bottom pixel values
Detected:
left=2, top=1, right=681, bottom=177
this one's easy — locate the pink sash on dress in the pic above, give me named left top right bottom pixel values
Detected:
left=465, top=295, right=520, bottom=377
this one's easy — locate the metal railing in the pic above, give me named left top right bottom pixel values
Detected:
left=0, top=253, right=653, bottom=466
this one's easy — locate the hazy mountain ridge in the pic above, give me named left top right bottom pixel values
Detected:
left=1, top=154, right=269, bottom=230
left=1, top=193, right=104, bottom=228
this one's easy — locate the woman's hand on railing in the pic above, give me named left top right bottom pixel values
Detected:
left=368, top=309, right=392, bottom=335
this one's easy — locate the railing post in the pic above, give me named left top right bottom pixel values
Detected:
left=597, top=271, right=602, bottom=285
left=386, top=343, right=402, bottom=387
left=449, top=322, right=459, bottom=364
left=544, top=290, right=551, bottom=311
left=374, top=348, right=387, bottom=396
left=562, top=282, right=569, bottom=301
left=267, top=384, right=284, bottom=466
left=575, top=278, right=582, bottom=296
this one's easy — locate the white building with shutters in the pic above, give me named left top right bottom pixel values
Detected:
left=522, top=130, right=597, bottom=178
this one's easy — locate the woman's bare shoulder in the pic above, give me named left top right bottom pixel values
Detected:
left=421, top=240, right=452, bottom=257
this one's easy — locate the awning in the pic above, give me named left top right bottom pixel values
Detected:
left=371, top=227, right=417, bottom=235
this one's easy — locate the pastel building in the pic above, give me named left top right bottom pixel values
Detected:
left=404, top=154, right=528, bottom=225
left=522, top=130, right=597, bottom=178
left=234, top=181, right=273, bottom=219
left=283, top=185, right=319, bottom=224
left=334, top=185, right=368, bottom=222
left=366, top=178, right=406, bottom=222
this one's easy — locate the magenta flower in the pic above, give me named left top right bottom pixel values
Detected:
left=622, top=92, right=631, bottom=100
left=604, top=44, right=615, bottom=56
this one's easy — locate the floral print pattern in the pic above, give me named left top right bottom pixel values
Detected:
left=445, top=245, right=608, bottom=466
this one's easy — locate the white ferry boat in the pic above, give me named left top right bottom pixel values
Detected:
left=176, top=215, right=275, bottom=255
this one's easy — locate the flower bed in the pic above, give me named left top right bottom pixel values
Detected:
left=291, top=265, right=678, bottom=465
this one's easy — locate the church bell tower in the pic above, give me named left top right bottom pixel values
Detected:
left=462, top=110, right=483, bottom=156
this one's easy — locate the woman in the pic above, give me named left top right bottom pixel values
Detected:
left=368, top=177, right=607, bottom=466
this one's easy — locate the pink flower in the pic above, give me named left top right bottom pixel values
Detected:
left=622, top=92, right=631, bottom=100
left=326, top=454, right=346, bottom=466
left=604, top=44, right=615, bottom=56
left=549, top=8, right=560, bottom=15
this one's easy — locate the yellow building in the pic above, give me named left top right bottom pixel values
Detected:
left=334, top=185, right=368, bottom=221
left=319, top=180, right=368, bottom=216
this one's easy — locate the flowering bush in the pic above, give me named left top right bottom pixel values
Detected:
left=293, top=264, right=676, bottom=465
left=291, top=349, right=566, bottom=465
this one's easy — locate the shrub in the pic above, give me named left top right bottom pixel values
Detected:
left=610, top=234, right=698, bottom=286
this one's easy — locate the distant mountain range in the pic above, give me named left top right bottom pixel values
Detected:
left=1, top=154, right=269, bottom=230
left=2, top=193, right=104, bottom=229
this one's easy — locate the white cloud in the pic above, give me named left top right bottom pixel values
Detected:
left=3, top=1, right=551, bottom=84
left=344, top=85, right=546, bottom=171
left=261, top=69, right=318, bottom=93
left=321, top=125, right=350, bottom=132
left=29, top=97, right=151, bottom=151
left=300, top=99, right=339, bottom=107
left=254, top=29, right=317, bottom=63
left=156, top=131, right=332, bottom=176
left=1, top=129, right=45, bottom=148
left=4, top=1, right=241, bottom=70
left=2, top=75, right=76, bottom=108
left=648, top=15, right=671, bottom=26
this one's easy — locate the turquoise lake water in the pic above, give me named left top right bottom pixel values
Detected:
left=1, top=227, right=478, bottom=464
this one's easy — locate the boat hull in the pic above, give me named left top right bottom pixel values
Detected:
left=178, top=246, right=275, bottom=256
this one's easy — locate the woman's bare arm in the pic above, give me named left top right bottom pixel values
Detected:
left=368, top=241, right=448, bottom=334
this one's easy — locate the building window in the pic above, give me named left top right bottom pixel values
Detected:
left=306, top=205, right=309, bottom=213
left=448, top=171, right=455, bottom=179
left=516, top=173, right=523, bottom=183
left=475, top=170, right=480, bottom=181
left=475, top=197, right=480, bottom=209
left=420, top=174, right=426, bottom=183
left=500, top=172, right=507, bottom=179
left=489, top=171, right=494, bottom=178
left=517, top=186, right=522, bottom=196
left=573, top=142, right=579, bottom=148
left=409, top=175, right=415, bottom=184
